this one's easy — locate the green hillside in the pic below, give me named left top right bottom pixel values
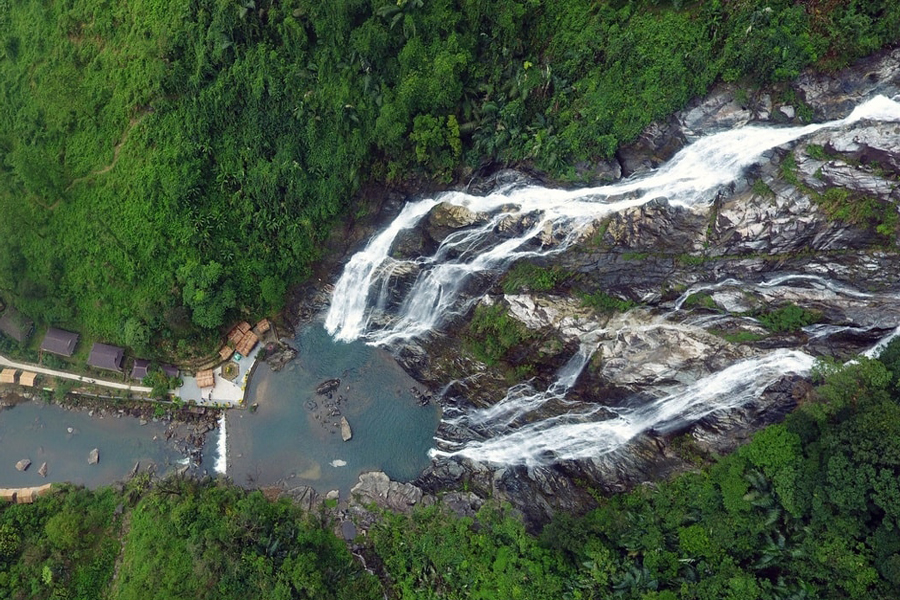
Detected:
left=0, top=0, right=897, bottom=356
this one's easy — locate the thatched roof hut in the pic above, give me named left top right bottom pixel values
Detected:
left=235, top=331, right=258, bottom=356
left=0, top=369, right=17, bottom=384
left=19, top=372, right=37, bottom=387
left=196, top=369, right=215, bottom=388
left=219, top=345, right=234, bottom=361
left=255, top=318, right=271, bottom=334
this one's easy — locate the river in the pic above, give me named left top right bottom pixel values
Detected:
left=0, top=398, right=186, bottom=487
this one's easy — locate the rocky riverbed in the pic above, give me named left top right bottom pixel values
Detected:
left=284, top=48, right=900, bottom=526
left=0, top=390, right=220, bottom=485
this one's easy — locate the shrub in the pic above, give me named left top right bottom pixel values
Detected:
left=757, top=303, right=821, bottom=333
left=464, top=302, right=535, bottom=366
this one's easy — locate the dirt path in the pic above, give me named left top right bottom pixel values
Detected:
left=66, top=113, right=147, bottom=190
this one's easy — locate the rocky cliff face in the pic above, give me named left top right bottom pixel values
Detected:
left=371, top=49, right=900, bottom=525
left=299, top=50, right=900, bottom=525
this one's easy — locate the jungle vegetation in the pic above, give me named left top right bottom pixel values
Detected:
left=0, top=0, right=898, bottom=356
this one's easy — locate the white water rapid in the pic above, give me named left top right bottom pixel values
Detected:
left=324, top=94, right=900, bottom=467
left=432, top=350, right=816, bottom=466
left=215, top=412, right=227, bottom=475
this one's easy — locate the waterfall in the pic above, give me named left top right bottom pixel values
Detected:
left=326, top=95, right=900, bottom=344
left=432, top=350, right=816, bottom=467
left=324, top=95, right=900, bottom=467
left=215, top=413, right=227, bottom=475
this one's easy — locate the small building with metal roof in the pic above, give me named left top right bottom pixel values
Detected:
left=131, top=359, right=151, bottom=381
left=41, top=328, right=79, bottom=357
left=87, top=343, right=124, bottom=372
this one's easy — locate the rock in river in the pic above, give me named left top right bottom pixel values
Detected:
left=88, top=448, right=99, bottom=465
left=340, top=416, right=352, bottom=442
left=15, top=459, right=30, bottom=472
left=316, top=379, right=341, bottom=395
left=38, top=462, right=47, bottom=478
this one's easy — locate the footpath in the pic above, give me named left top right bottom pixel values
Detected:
left=0, top=354, right=152, bottom=393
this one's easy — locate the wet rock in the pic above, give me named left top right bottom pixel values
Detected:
left=15, top=459, right=30, bottom=472
left=425, top=202, right=489, bottom=242
left=283, top=486, right=319, bottom=511
left=824, top=122, right=900, bottom=174
left=440, top=492, right=484, bottom=519
left=679, top=84, right=754, bottom=133
left=795, top=48, right=900, bottom=120
left=495, top=211, right=541, bottom=238
left=350, top=471, right=423, bottom=512
left=38, top=462, right=47, bottom=478
left=316, top=379, right=341, bottom=395
left=340, top=416, right=352, bottom=442
left=574, top=158, right=623, bottom=183
left=389, top=226, right=436, bottom=259
left=266, top=343, right=298, bottom=372
left=325, top=489, right=340, bottom=501
left=88, top=448, right=99, bottom=465
left=464, top=169, right=541, bottom=196
left=616, top=119, right=687, bottom=176
left=340, top=520, right=357, bottom=541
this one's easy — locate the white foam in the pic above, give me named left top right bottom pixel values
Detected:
left=214, top=413, right=227, bottom=475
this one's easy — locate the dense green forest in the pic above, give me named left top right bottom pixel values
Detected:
left=1, top=340, right=898, bottom=598
left=1, top=0, right=898, bottom=355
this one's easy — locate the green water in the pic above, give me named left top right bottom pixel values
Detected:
left=0, top=401, right=186, bottom=487
left=228, top=324, right=441, bottom=495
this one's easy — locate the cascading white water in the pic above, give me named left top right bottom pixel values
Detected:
left=458, top=342, right=598, bottom=431
left=324, top=95, right=900, bottom=467
left=432, top=350, right=816, bottom=466
left=215, top=412, right=227, bottom=475
left=326, top=95, right=900, bottom=344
